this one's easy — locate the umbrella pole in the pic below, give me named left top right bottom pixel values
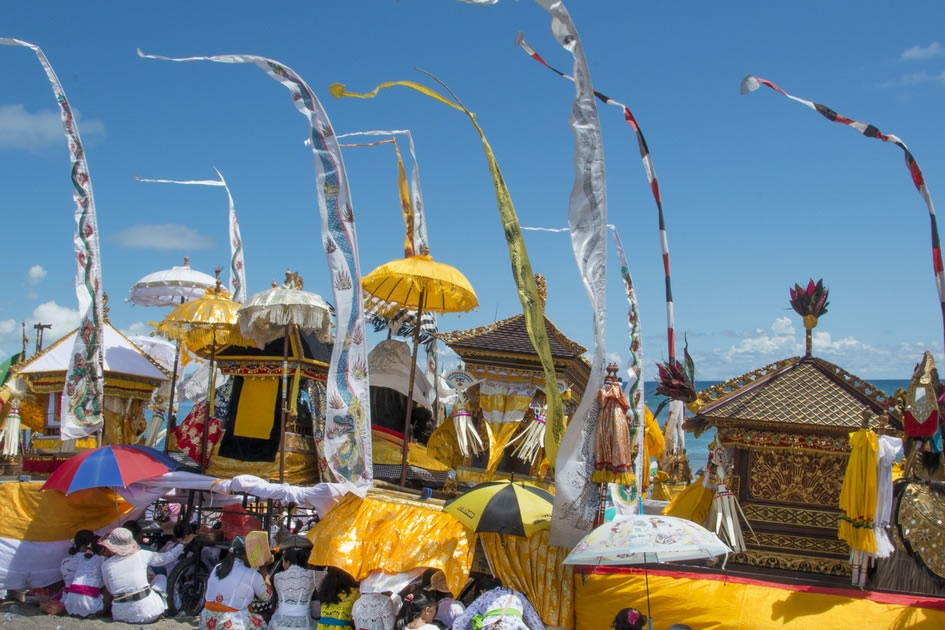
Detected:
left=164, top=296, right=185, bottom=454
left=279, top=323, right=289, bottom=483
left=644, top=557, right=653, bottom=630
left=200, top=332, right=217, bottom=474
left=399, top=289, right=425, bottom=487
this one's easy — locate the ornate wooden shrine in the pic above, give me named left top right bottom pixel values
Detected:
left=196, top=328, right=330, bottom=485
left=437, top=275, right=588, bottom=482
left=688, top=355, right=896, bottom=577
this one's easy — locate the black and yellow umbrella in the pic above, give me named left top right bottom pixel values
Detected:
left=443, top=481, right=553, bottom=537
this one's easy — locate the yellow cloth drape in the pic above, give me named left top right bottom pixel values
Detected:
left=234, top=377, right=279, bottom=439
left=307, top=494, right=474, bottom=597
left=393, top=140, right=416, bottom=258
left=479, top=381, right=535, bottom=424
left=102, top=399, right=143, bottom=445
left=662, top=473, right=715, bottom=525
left=330, top=80, right=565, bottom=468
left=480, top=529, right=574, bottom=629
left=0, top=482, right=133, bottom=542
left=426, top=419, right=466, bottom=470
left=372, top=430, right=450, bottom=471
left=641, top=406, right=665, bottom=492
left=487, top=422, right=521, bottom=477
left=838, top=429, right=879, bottom=553
left=205, top=439, right=318, bottom=485
left=574, top=569, right=945, bottom=629
left=18, top=394, right=47, bottom=432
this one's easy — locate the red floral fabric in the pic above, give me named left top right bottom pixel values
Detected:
left=172, top=401, right=222, bottom=467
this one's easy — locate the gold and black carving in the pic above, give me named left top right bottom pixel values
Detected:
left=731, top=550, right=851, bottom=577
left=741, top=503, right=839, bottom=529
left=749, top=532, right=848, bottom=556
left=748, top=449, right=845, bottom=506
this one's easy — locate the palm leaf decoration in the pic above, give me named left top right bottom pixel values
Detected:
left=655, top=337, right=697, bottom=403
left=789, top=278, right=829, bottom=318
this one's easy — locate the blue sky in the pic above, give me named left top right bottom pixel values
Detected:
left=2, top=0, right=945, bottom=380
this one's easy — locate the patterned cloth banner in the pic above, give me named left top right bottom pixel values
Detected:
left=136, top=168, right=247, bottom=302
left=609, top=225, right=644, bottom=506
left=742, top=75, right=945, bottom=348
left=329, top=78, right=565, bottom=469
left=479, top=380, right=536, bottom=424
left=1, top=39, right=105, bottom=440
left=521, top=225, right=644, bottom=510
left=139, top=49, right=372, bottom=490
left=533, top=0, right=609, bottom=549
left=517, top=31, right=677, bottom=363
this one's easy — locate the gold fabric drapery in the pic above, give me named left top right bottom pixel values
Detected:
left=480, top=529, right=574, bottom=629
left=205, top=438, right=319, bottom=486
left=102, top=397, right=145, bottom=445
left=307, top=493, right=475, bottom=596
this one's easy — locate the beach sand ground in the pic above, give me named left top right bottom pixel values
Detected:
left=2, top=602, right=198, bottom=628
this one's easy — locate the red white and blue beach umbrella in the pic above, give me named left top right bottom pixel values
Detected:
left=42, top=445, right=182, bottom=495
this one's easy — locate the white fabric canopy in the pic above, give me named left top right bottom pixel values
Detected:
left=223, top=475, right=353, bottom=517
left=20, top=323, right=168, bottom=381
left=368, top=340, right=435, bottom=408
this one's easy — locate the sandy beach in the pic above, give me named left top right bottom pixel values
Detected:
left=3, top=603, right=198, bottom=629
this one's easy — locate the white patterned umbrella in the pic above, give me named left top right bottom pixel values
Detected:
left=128, top=258, right=217, bottom=307
left=563, top=514, right=731, bottom=566
left=238, top=281, right=332, bottom=346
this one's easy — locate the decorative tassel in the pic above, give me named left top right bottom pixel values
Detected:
left=508, top=408, right=547, bottom=467
left=450, top=405, right=483, bottom=459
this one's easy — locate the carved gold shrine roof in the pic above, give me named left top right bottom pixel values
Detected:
left=440, top=313, right=586, bottom=359
left=694, top=356, right=892, bottom=432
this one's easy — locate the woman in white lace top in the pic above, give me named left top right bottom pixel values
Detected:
left=270, top=546, right=318, bottom=630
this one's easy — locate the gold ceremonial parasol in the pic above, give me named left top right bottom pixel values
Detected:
left=361, top=254, right=478, bottom=485
left=157, top=278, right=249, bottom=471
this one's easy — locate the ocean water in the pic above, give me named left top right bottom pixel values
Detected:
left=644, top=379, right=909, bottom=473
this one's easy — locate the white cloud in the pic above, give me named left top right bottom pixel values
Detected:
left=901, top=41, right=944, bottom=61
left=115, top=224, right=214, bottom=250
left=30, top=300, right=80, bottom=342
left=0, top=104, right=105, bottom=151
left=122, top=321, right=151, bottom=337
left=0, top=319, right=16, bottom=341
left=605, top=351, right=623, bottom=367
left=722, top=316, right=798, bottom=359
left=901, top=70, right=945, bottom=84
left=26, top=264, right=47, bottom=286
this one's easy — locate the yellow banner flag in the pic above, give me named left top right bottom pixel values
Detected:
left=393, top=140, right=415, bottom=257
left=331, top=80, right=566, bottom=467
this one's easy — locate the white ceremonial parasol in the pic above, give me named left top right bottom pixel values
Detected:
left=238, top=272, right=332, bottom=482
left=129, top=335, right=177, bottom=373
left=563, top=513, right=731, bottom=566
left=563, top=514, right=730, bottom=630
left=128, top=257, right=216, bottom=307
left=128, top=257, right=217, bottom=451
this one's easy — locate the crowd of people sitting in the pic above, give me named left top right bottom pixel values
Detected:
left=48, top=520, right=694, bottom=629
left=48, top=520, right=552, bottom=629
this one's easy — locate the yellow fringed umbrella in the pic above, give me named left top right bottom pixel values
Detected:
left=157, top=279, right=250, bottom=471
left=362, top=254, right=478, bottom=486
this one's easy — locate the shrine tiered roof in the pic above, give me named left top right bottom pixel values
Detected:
left=692, top=356, right=893, bottom=432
